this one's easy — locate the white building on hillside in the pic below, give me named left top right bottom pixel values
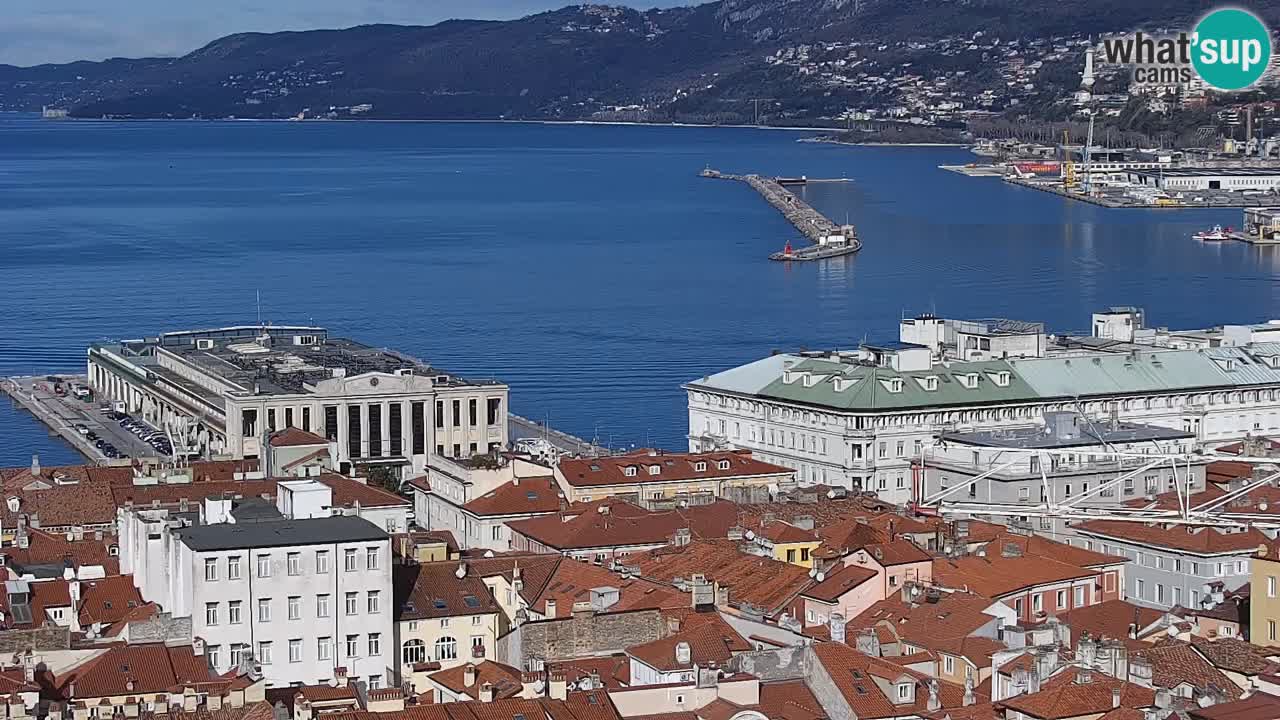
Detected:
left=118, top=479, right=394, bottom=688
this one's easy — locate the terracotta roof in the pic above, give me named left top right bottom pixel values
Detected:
left=802, top=564, right=878, bottom=602
left=318, top=473, right=409, bottom=509
left=997, top=669, right=1155, bottom=719
left=625, top=612, right=751, bottom=671
left=508, top=499, right=741, bottom=551
left=811, top=643, right=969, bottom=719
left=922, top=704, right=1002, bottom=720
left=696, top=679, right=827, bottom=720
left=931, top=551, right=1099, bottom=599
left=0, top=578, right=72, bottom=628
left=315, top=692, right=621, bottom=720
left=813, top=518, right=890, bottom=558
left=1, top=466, right=116, bottom=528
left=548, top=655, right=631, bottom=690
left=1188, top=691, right=1280, bottom=720
left=628, top=539, right=814, bottom=616
left=268, top=428, right=330, bottom=447
left=1190, top=636, right=1278, bottom=676
left=463, top=477, right=562, bottom=517
left=1134, top=640, right=1235, bottom=696
left=982, top=533, right=1126, bottom=569
left=559, top=450, right=789, bottom=488
left=55, top=643, right=216, bottom=699
left=757, top=521, right=819, bottom=545
left=1075, top=519, right=1271, bottom=555
left=1058, top=601, right=1167, bottom=645
left=394, top=562, right=503, bottom=620
left=76, top=575, right=145, bottom=626
left=2, top=527, right=120, bottom=574
left=297, top=684, right=359, bottom=702
left=847, top=593, right=1003, bottom=657
left=856, top=539, right=932, bottom=567
left=1097, top=709, right=1147, bottom=720
left=429, top=661, right=522, bottom=699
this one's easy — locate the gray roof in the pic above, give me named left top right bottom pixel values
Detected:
left=177, top=515, right=388, bottom=552
left=688, top=345, right=1280, bottom=412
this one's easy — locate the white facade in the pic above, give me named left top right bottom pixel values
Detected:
left=119, top=489, right=394, bottom=688
left=417, top=456, right=553, bottom=551
left=688, top=342, right=1280, bottom=505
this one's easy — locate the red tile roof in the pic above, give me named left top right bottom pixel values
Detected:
left=1189, top=636, right=1278, bottom=676
left=76, top=575, right=145, bottom=627
left=1188, top=691, right=1280, bottom=720
left=1058, top=601, right=1167, bottom=646
left=0, top=466, right=116, bottom=528
left=756, top=521, right=818, bottom=545
left=1136, top=639, right=1235, bottom=694
left=429, top=661, right=522, bottom=699
left=997, top=669, right=1155, bottom=719
left=932, top=551, right=1099, bottom=599
left=1074, top=519, right=1270, bottom=555
left=394, top=562, right=503, bottom=620
left=463, top=477, right=562, bottom=517
left=696, top=679, right=827, bottom=720
left=559, top=451, right=789, bottom=488
left=2, top=527, right=120, bottom=574
left=268, top=428, right=329, bottom=447
left=508, top=499, right=740, bottom=551
left=847, top=593, right=1003, bottom=658
left=857, top=539, right=932, bottom=567
left=548, top=655, right=631, bottom=690
left=628, top=539, right=814, bottom=616
left=625, top=612, right=751, bottom=672
left=811, top=642, right=969, bottom=719
left=56, top=643, right=217, bottom=699
left=802, top=564, right=878, bottom=603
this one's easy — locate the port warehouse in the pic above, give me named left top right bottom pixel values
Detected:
left=1124, top=167, right=1280, bottom=192
left=685, top=309, right=1280, bottom=504
left=85, top=326, right=509, bottom=475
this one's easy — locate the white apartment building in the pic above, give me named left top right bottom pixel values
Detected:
left=87, top=326, right=508, bottom=475
left=687, top=327, right=1280, bottom=504
left=118, top=480, right=394, bottom=688
left=415, top=455, right=555, bottom=551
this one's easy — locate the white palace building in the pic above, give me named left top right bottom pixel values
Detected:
left=685, top=309, right=1280, bottom=504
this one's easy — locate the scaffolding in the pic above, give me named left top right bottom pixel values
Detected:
left=913, top=444, right=1280, bottom=530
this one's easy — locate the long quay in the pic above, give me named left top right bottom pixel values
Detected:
left=700, top=168, right=861, bottom=261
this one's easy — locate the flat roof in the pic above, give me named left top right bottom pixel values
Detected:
left=942, top=421, right=1194, bottom=449
left=176, top=515, right=388, bottom=551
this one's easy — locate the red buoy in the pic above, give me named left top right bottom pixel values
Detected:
left=783, top=241, right=793, bottom=256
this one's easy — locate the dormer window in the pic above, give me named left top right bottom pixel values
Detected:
left=993, top=371, right=1011, bottom=387
left=1268, top=355, right=1280, bottom=369
left=923, top=376, right=939, bottom=391
left=648, top=465, right=660, bottom=475
left=782, top=370, right=795, bottom=384
left=958, top=373, right=979, bottom=389
left=694, top=462, right=707, bottom=472
left=718, top=460, right=731, bottom=470
left=624, top=466, right=637, bottom=477
left=887, top=378, right=904, bottom=393
left=896, top=683, right=911, bottom=702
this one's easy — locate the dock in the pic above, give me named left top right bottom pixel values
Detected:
left=701, top=168, right=862, bottom=261
left=1, top=375, right=148, bottom=465
left=508, top=413, right=611, bottom=458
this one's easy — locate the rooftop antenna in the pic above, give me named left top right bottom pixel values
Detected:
left=256, top=290, right=263, bottom=329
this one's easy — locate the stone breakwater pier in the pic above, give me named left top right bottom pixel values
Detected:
left=700, top=168, right=861, bottom=261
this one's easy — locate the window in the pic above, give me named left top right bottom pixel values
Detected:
left=258, top=598, right=271, bottom=623
left=487, top=397, right=501, bottom=425
left=316, top=550, right=330, bottom=574
left=230, top=643, right=247, bottom=668
left=257, top=554, right=271, bottom=578
left=368, top=590, right=381, bottom=614
left=288, top=596, right=301, bottom=621
left=944, top=655, right=955, bottom=674
left=368, top=675, right=382, bottom=690
left=1056, top=590, right=1066, bottom=609
left=346, top=592, right=359, bottom=616
left=317, top=637, right=332, bottom=661
left=452, top=400, right=461, bottom=427
left=623, top=466, right=637, bottom=477
left=289, top=639, right=302, bottom=663
left=257, top=641, right=272, bottom=665
left=227, top=556, right=241, bottom=580
left=205, top=558, right=218, bottom=582
left=694, top=461, right=707, bottom=472
left=492, top=526, right=503, bottom=541
left=1270, top=576, right=1277, bottom=598
left=1137, top=579, right=1146, bottom=599
left=316, top=594, right=331, bottom=618
left=1074, top=586, right=1085, bottom=607
left=287, top=553, right=300, bottom=576
left=207, top=645, right=221, bottom=669
left=435, top=636, right=458, bottom=661
left=346, top=635, right=360, bottom=658
left=1270, top=620, right=1277, bottom=642
left=403, top=639, right=426, bottom=665
left=368, top=633, right=381, bottom=657
left=718, top=460, right=730, bottom=470
left=648, top=465, right=660, bottom=475
left=468, top=399, right=477, bottom=426
left=345, top=549, right=357, bottom=572
left=367, top=547, right=380, bottom=571
left=897, top=683, right=910, bottom=701
left=205, top=603, right=218, bottom=626
left=228, top=601, right=242, bottom=624
left=1033, top=594, right=1043, bottom=612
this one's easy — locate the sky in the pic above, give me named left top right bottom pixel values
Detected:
left=0, top=0, right=699, bottom=67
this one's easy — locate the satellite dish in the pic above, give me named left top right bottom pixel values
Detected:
left=815, top=572, right=825, bottom=582
left=745, top=530, right=756, bottom=541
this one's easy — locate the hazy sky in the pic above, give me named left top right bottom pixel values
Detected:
left=0, top=0, right=699, bottom=67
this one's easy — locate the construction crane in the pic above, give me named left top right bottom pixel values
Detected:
left=1061, top=129, right=1078, bottom=189
left=749, top=98, right=776, bottom=127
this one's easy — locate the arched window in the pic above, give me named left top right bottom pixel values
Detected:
left=435, top=636, right=457, bottom=661
left=402, top=639, right=425, bottom=665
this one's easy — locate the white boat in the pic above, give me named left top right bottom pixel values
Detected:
left=1193, top=225, right=1231, bottom=241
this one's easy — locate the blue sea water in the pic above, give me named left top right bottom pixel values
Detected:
left=0, top=116, right=1271, bottom=466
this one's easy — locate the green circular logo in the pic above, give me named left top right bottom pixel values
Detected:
left=1192, top=8, right=1272, bottom=91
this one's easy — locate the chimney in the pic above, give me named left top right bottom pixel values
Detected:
left=544, top=599, right=556, bottom=618
left=1112, top=687, right=1122, bottom=708
left=548, top=673, right=567, bottom=701
left=478, top=683, right=495, bottom=703
left=463, top=665, right=477, bottom=688
left=927, top=680, right=941, bottom=712
left=963, top=677, right=975, bottom=707
left=829, top=612, right=846, bottom=644
left=30, top=455, right=40, bottom=478
left=1155, top=688, right=1171, bottom=710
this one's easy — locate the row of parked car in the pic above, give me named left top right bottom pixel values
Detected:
left=74, top=418, right=125, bottom=459
left=116, top=413, right=174, bottom=455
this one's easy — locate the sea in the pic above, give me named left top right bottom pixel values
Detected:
left=0, top=115, right=1270, bottom=467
